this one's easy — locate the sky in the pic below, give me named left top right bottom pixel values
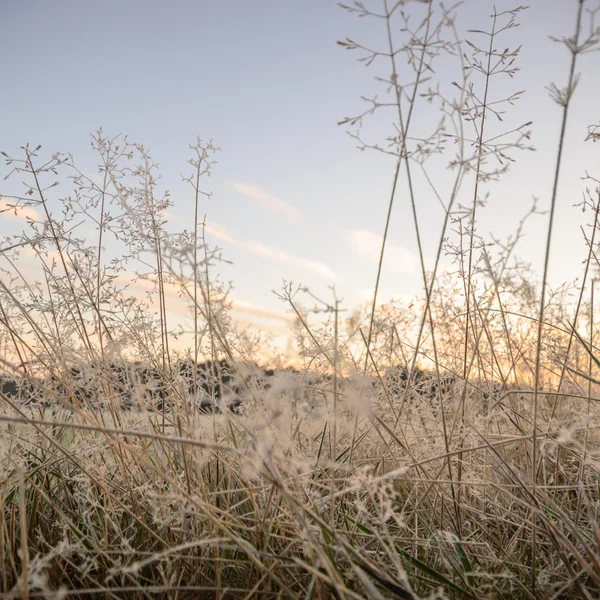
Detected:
left=1, top=0, right=599, bottom=354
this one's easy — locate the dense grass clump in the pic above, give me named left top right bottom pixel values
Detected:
left=2, top=1, right=600, bottom=598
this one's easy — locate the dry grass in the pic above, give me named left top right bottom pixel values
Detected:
left=2, top=1, right=600, bottom=598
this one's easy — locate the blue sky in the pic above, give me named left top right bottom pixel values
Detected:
left=1, top=0, right=599, bottom=348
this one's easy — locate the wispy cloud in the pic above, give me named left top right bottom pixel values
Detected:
left=346, top=229, right=417, bottom=274
left=204, top=220, right=336, bottom=280
left=231, top=299, right=295, bottom=323
left=160, top=208, right=178, bottom=222
left=112, top=273, right=294, bottom=324
left=247, top=240, right=336, bottom=280
left=231, top=182, right=300, bottom=223
left=204, top=221, right=239, bottom=246
left=0, top=197, right=40, bottom=222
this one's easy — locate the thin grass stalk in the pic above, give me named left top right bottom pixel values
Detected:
left=25, top=150, right=94, bottom=357
left=354, top=0, right=441, bottom=474
left=18, top=469, right=29, bottom=600
left=456, top=201, right=540, bottom=418
left=331, top=292, right=340, bottom=526
left=457, top=7, right=499, bottom=539
left=201, top=222, right=218, bottom=404
left=390, top=17, right=459, bottom=528
left=550, top=193, right=600, bottom=419
left=362, top=0, right=435, bottom=372
left=357, top=328, right=445, bottom=508
left=384, top=2, right=474, bottom=533
left=398, top=14, right=469, bottom=426
left=147, top=171, right=171, bottom=430
left=544, top=195, right=600, bottom=517
left=193, top=159, right=201, bottom=403
left=0, top=489, right=8, bottom=592
left=96, top=153, right=110, bottom=361
left=532, top=2, right=586, bottom=590
left=0, top=299, right=28, bottom=377
left=576, top=279, right=594, bottom=528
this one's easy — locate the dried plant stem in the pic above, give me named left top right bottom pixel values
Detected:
left=331, top=293, right=340, bottom=526
left=96, top=161, right=109, bottom=360
left=532, top=1, right=586, bottom=589
left=576, top=279, right=594, bottom=527
left=456, top=7, right=499, bottom=539
left=18, top=470, right=28, bottom=600
left=193, top=165, right=201, bottom=400
left=550, top=193, right=600, bottom=420
left=26, top=150, right=94, bottom=357
left=363, top=0, right=434, bottom=371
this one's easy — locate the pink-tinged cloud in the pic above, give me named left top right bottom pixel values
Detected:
left=231, top=299, right=295, bottom=323
left=111, top=273, right=294, bottom=324
left=231, top=182, right=301, bottom=222
left=247, top=240, right=336, bottom=280
left=346, top=229, right=417, bottom=274
left=203, top=220, right=336, bottom=281
left=0, top=197, right=40, bottom=221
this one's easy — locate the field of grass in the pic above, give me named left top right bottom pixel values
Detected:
left=2, top=1, right=600, bottom=598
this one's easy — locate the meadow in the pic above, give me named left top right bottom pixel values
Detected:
left=1, top=1, right=600, bottom=598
